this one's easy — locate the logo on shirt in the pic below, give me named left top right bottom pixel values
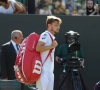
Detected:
left=42, top=34, right=47, bottom=39
left=43, top=34, right=47, bottom=36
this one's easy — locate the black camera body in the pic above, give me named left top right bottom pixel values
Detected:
left=65, top=30, right=80, bottom=53
left=66, top=31, right=82, bottom=68
left=59, top=31, right=83, bottom=68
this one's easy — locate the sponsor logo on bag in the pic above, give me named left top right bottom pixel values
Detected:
left=32, top=60, right=42, bottom=74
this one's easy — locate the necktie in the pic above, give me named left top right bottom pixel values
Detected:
left=16, top=44, right=19, bottom=51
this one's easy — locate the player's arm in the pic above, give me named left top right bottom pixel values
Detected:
left=36, top=33, right=57, bottom=52
left=36, top=41, right=54, bottom=52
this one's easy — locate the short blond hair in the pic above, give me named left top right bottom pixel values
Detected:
left=46, top=15, right=62, bottom=28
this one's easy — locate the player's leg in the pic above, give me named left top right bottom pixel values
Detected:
left=47, top=73, right=54, bottom=90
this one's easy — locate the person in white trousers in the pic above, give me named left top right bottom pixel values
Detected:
left=36, top=15, right=62, bottom=90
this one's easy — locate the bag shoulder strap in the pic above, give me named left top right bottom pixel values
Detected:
left=10, top=1, right=15, bottom=10
left=42, top=33, right=54, bottom=65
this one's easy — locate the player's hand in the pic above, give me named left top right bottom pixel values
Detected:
left=51, top=40, right=58, bottom=48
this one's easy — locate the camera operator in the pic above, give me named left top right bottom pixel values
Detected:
left=55, top=30, right=85, bottom=90
left=86, top=0, right=100, bottom=15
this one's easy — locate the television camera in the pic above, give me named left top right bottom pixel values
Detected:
left=58, top=30, right=84, bottom=68
left=58, top=31, right=86, bottom=90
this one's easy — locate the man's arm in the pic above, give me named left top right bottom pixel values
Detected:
left=36, top=41, right=53, bottom=52
left=1, top=45, right=8, bottom=79
left=55, top=56, right=62, bottom=63
left=89, top=11, right=97, bottom=16
left=36, top=33, right=58, bottom=52
left=14, top=2, right=23, bottom=14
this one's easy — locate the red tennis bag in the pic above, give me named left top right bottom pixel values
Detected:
left=14, top=32, right=53, bottom=84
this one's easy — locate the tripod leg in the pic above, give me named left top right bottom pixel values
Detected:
left=79, top=71, right=87, bottom=90
left=59, top=69, right=70, bottom=90
left=75, top=70, right=83, bottom=90
left=71, top=70, right=78, bottom=90
left=78, top=71, right=87, bottom=90
left=76, top=75, right=81, bottom=90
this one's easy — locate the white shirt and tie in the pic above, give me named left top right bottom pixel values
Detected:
left=11, top=40, right=19, bottom=54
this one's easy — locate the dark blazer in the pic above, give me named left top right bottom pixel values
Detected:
left=1, top=41, right=17, bottom=80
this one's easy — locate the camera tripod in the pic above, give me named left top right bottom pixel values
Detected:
left=59, top=67, right=86, bottom=90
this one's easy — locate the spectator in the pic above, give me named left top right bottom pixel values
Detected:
left=1, top=30, right=23, bottom=79
left=66, top=0, right=76, bottom=12
left=0, top=0, right=23, bottom=14
left=35, top=0, right=86, bottom=15
left=35, top=7, right=40, bottom=14
left=53, top=1, right=70, bottom=15
left=71, top=8, right=78, bottom=15
left=0, top=30, right=24, bottom=90
left=39, top=4, right=52, bottom=15
left=86, top=0, right=100, bottom=15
